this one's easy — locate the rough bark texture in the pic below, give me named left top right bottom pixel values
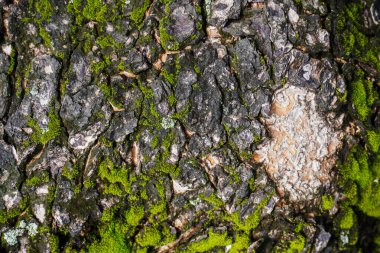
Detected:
left=0, top=0, right=379, bottom=252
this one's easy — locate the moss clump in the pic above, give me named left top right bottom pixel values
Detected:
left=39, top=27, right=52, bottom=49
left=172, top=102, right=190, bottom=121
left=49, top=234, right=59, bottom=253
left=335, top=3, right=380, bottom=72
left=356, top=181, right=380, bottom=218
left=60, top=78, right=68, bottom=97
left=32, top=0, right=54, bottom=23
left=339, top=146, right=380, bottom=218
left=159, top=17, right=179, bottom=51
left=135, top=226, right=162, bottom=247
left=7, top=49, right=16, bottom=75
left=99, top=83, right=123, bottom=109
left=349, top=71, right=374, bottom=122
left=229, top=233, right=250, bottom=253
left=91, top=61, right=107, bottom=73
left=25, top=173, right=49, bottom=187
left=161, top=68, right=175, bottom=86
left=0, top=198, right=28, bottom=224
left=83, top=0, right=107, bottom=22
left=98, top=158, right=132, bottom=196
left=201, top=193, right=224, bottom=208
left=62, top=164, right=78, bottom=181
left=148, top=182, right=167, bottom=221
left=154, top=160, right=179, bottom=177
left=225, top=194, right=271, bottom=233
left=88, top=223, right=130, bottom=253
left=151, top=135, right=159, bottom=149
left=125, top=205, right=144, bottom=227
left=339, top=147, right=371, bottom=189
left=96, top=35, right=122, bottom=50
left=338, top=208, right=356, bottom=230
left=367, top=130, right=380, bottom=153
left=28, top=108, right=61, bottom=145
left=321, top=194, right=334, bottom=211
left=186, top=229, right=232, bottom=252
left=130, top=0, right=150, bottom=27
left=150, top=131, right=180, bottom=178
left=285, top=235, right=306, bottom=253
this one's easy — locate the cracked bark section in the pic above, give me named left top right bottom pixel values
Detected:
left=0, top=0, right=379, bottom=252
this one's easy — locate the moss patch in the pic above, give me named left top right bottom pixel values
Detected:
left=338, top=208, right=356, bottom=230
left=349, top=70, right=374, bottom=122
left=186, top=229, right=232, bottom=252
left=28, top=108, right=61, bottom=145
left=135, top=226, right=162, bottom=247
left=88, top=223, right=131, bottom=253
left=98, top=158, right=132, bottom=196
left=130, top=0, right=150, bottom=28
left=321, top=194, right=334, bottom=211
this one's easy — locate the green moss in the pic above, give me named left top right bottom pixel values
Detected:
left=0, top=198, right=27, bottom=224
left=117, top=60, right=126, bottom=71
left=149, top=131, right=180, bottom=177
left=186, top=229, right=232, bottom=252
left=194, top=65, right=200, bottom=74
left=83, top=0, right=107, bottom=22
left=96, top=35, right=122, bottom=50
left=372, top=154, right=380, bottom=179
left=338, top=208, right=356, bottom=230
left=159, top=17, right=179, bottom=51
left=98, top=158, right=131, bottom=196
left=149, top=200, right=166, bottom=217
left=49, top=234, right=59, bottom=253
left=7, top=49, right=16, bottom=75
left=148, top=182, right=167, bottom=219
left=61, top=78, right=68, bottom=97
left=161, top=224, right=176, bottom=245
left=161, top=68, right=175, bottom=85
left=99, top=83, right=112, bottom=98
left=151, top=135, right=159, bottom=149
left=149, top=103, right=161, bottom=119
left=284, top=235, right=305, bottom=253
left=336, top=3, right=380, bottom=72
left=172, top=102, right=190, bottom=121
left=54, top=51, right=65, bottom=60
left=139, top=85, right=154, bottom=100
left=293, top=223, right=303, bottom=234
left=28, top=108, right=61, bottom=145
left=39, top=27, right=52, bottom=49
left=321, top=194, right=334, bottom=211
left=33, top=0, right=54, bottom=23
left=339, top=147, right=372, bottom=190
left=342, top=31, right=355, bottom=56
left=125, top=205, right=144, bottom=227
left=367, top=130, right=380, bottom=153
left=225, top=194, right=271, bottom=233
left=91, top=61, right=107, bottom=73
left=88, top=223, right=130, bottom=253
left=223, top=165, right=241, bottom=183
left=135, top=226, right=162, bottom=247
left=375, top=234, right=380, bottom=247
left=154, top=161, right=179, bottom=177
left=25, top=173, right=49, bottom=186
left=229, top=233, right=250, bottom=253
left=356, top=180, right=380, bottom=218
left=201, top=193, right=224, bottom=208
left=350, top=71, right=374, bottom=122
left=130, top=0, right=150, bottom=28
left=98, top=83, right=123, bottom=109
left=15, top=77, right=22, bottom=97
